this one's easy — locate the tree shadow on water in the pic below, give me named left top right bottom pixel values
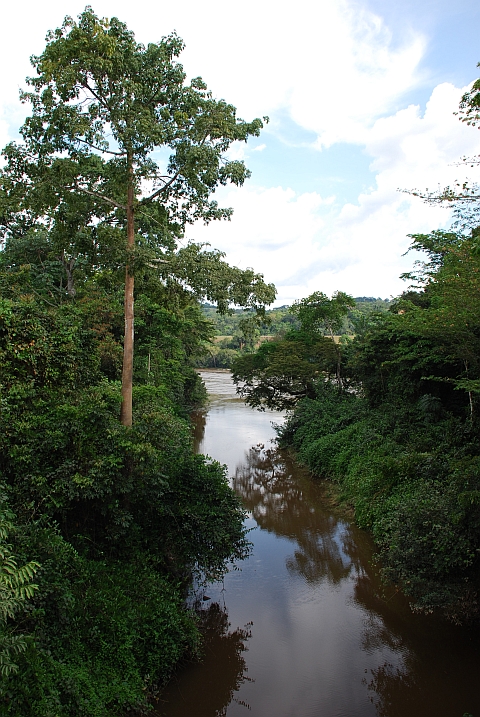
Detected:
left=232, top=444, right=358, bottom=586
left=233, top=445, right=480, bottom=717
left=156, top=601, right=252, bottom=717
left=191, top=409, right=207, bottom=453
left=351, top=534, right=480, bottom=717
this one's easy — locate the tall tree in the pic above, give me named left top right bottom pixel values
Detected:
left=2, top=8, right=268, bottom=425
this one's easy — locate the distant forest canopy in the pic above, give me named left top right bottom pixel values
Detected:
left=202, top=297, right=392, bottom=336
left=198, top=297, right=392, bottom=368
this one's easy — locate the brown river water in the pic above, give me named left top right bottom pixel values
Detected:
left=157, top=370, right=480, bottom=717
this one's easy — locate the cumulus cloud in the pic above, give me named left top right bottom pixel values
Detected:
left=188, top=82, right=480, bottom=304
left=154, top=0, right=427, bottom=147
left=0, top=0, right=425, bottom=145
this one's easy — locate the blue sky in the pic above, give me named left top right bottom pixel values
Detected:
left=1, top=0, right=480, bottom=304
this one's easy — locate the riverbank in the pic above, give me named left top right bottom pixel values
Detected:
left=277, top=381, right=480, bottom=624
left=159, top=370, right=480, bottom=717
left=1, top=372, right=248, bottom=716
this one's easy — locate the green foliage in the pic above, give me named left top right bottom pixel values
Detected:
left=0, top=369, right=249, bottom=712
left=272, top=234, right=480, bottom=621
left=0, top=5, right=272, bottom=312
left=3, top=6, right=266, bottom=242
left=232, top=291, right=355, bottom=408
left=233, top=332, right=338, bottom=410
left=201, top=303, right=300, bottom=337
left=278, top=383, right=480, bottom=621
left=0, top=500, right=39, bottom=678
left=0, top=220, right=251, bottom=706
left=3, top=539, right=200, bottom=716
left=198, top=298, right=390, bottom=369
left=290, top=290, right=355, bottom=337
left=0, top=378, right=248, bottom=570
left=0, top=6, right=275, bottom=426
left=0, top=166, right=251, bottom=714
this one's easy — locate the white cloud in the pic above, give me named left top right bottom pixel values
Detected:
left=188, top=82, right=480, bottom=304
left=187, top=184, right=332, bottom=259
left=0, top=0, right=425, bottom=145
left=158, top=0, right=427, bottom=147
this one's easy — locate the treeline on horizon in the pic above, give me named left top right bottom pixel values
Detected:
left=197, top=297, right=392, bottom=368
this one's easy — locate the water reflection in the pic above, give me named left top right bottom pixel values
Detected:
left=233, top=445, right=353, bottom=586
left=160, top=371, right=480, bottom=717
left=191, top=408, right=206, bottom=452
left=358, top=591, right=480, bottom=717
left=157, top=602, right=252, bottom=717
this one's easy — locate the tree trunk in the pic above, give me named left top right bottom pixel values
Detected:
left=59, top=251, right=76, bottom=297
left=120, top=157, right=135, bottom=427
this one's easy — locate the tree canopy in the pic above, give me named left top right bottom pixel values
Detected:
left=0, top=7, right=274, bottom=424
left=232, top=291, right=354, bottom=409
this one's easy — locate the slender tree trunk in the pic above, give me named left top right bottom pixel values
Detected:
left=59, top=251, right=76, bottom=297
left=464, top=360, right=474, bottom=425
left=120, top=156, right=135, bottom=426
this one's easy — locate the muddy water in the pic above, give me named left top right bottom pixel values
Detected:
left=158, top=370, right=480, bottom=717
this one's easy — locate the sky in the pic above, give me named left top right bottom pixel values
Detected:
left=1, top=0, right=480, bottom=305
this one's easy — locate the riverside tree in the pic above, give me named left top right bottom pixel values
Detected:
left=0, top=7, right=271, bottom=425
left=232, top=291, right=354, bottom=409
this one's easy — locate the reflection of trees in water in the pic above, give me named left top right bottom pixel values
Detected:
left=233, top=445, right=480, bottom=717
left=232, top=445, right=357, bottom=586
left=157, top=602, right=252, bottom=717
left=365, top=653, right=478, bottom=717
left=191, top=410, right=206, bottom=452
left=354, top=559, right=480, bottom=717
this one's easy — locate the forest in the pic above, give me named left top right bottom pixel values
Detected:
left=2, top=4, right=480, bottom=716
left=0, top=9, right=274, bottom=715
left=234, top=229, right=480, bottom=622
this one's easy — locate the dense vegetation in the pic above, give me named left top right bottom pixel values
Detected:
left=234, top=231, right=480, bottom=622
left=0, top=233, right=261, bottom=715
left=0, top=9, right=275, bottom=715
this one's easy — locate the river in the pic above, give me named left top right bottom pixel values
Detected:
left=158, top=370, right=480, bottom=717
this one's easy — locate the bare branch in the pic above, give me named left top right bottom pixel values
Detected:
left=140, top=171, right=181, bottom=203
left=76, top=138, right=126, bottom=157
left=145, top=259, right=170, bottom=268
left=82, top=81, right=111, bottom=112
left=453, top=155, right=480, bottom=167
left=401, top=186, right=480, bottom=205
left=69, top=185, right=126, bottom=210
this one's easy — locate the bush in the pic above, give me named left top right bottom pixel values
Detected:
left=279, top=385, right=480, bottom=620
left=3, top=533, right=200, bottom=716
